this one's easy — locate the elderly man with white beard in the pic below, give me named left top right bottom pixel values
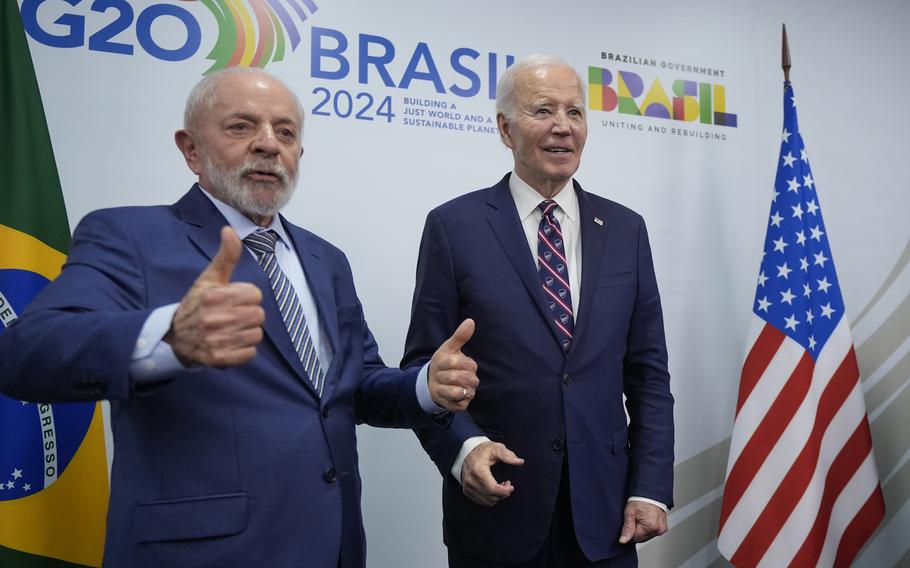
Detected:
left=0, top=67, right=480, bottom=568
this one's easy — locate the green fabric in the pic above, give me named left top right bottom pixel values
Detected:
left=0, top=546, right=91, bottom=568
left=0, top=1, right=70, bottom=253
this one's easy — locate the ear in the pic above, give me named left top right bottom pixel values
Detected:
left=175, top=129, right=203, bottom=176
left=497, top=113, right=514, bottom=149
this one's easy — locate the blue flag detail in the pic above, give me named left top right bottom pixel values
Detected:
left=752, top=82, right=845, bottom=359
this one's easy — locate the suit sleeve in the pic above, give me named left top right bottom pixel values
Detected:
left=353, top=306, right=446, bottom=430
left=623, top=219, right=675, bottom=508
left=0, top=210, right=153, bottom=402
left=401, top=210, right=483, bottom=476
left=335, top=245, right=445, bottom=430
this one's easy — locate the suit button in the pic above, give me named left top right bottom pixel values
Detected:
left=322, top=407, right=331, bottom=418
left=562, top=373, right=571, bottom=385
left=552, top=438, right=564, bottom=452
left=323, top=468, right=337, bottom=483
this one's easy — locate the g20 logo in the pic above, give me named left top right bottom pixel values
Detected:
left=21, top=0, right=202, bottom=62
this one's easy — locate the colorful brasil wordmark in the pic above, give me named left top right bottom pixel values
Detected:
left=588, top=66, right=737, bottom=127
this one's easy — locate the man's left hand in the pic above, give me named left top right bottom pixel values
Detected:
left=618, top=500, right=668, bottom=544
left=428, top=319, right=479, bottom=412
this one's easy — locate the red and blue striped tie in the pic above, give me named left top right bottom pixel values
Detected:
left=537, top=200, right=574, bottom=351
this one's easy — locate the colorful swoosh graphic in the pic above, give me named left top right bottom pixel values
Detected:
left=194, top=0, right=319, bottom=74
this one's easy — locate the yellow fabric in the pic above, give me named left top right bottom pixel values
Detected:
left=0, top=224, right=66, bottom=280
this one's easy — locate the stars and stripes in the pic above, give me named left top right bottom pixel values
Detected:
left=717, top=83, right=884, bottom=567
left=537, top=200, right=574, bottom=351
left=244, top=230, right=325, bottom=395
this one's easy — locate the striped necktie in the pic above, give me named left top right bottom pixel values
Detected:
left=537, top=200, right=574, bottom=351
left=243, top=230, right=325, bottom=395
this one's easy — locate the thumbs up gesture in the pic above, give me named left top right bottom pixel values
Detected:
left=165, top=226, right=266, bottom=368
left=428, top=319, right=480, bottom=412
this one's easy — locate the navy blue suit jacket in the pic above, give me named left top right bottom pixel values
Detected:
left=0, top=186, right=439, bottom=567
left=402, top=174, right=674, bottom=563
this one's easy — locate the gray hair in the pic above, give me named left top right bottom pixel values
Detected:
left=183, top=67, right=305, bottom=130
left=495, top=54, right=585, bottom=122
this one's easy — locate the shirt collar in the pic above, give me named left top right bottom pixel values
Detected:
left=508, top=171, right=578, bottom=223
left=198, top=185, right=292, bottom=247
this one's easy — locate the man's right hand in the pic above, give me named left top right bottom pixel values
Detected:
left=165, top=226, right=265, bottom=368
left=461, top=441, right=525, bottom=506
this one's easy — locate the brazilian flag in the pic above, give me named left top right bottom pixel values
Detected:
left=1, top=3, right=109, bottom=567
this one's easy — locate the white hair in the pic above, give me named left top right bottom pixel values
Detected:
left=495, top=54, right=585, bottom=122
left=183, top=67, right=305, bottom=130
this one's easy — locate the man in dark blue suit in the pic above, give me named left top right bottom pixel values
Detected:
left=402, top=55, right=675, bottom=567
left=0, top=68, right=479, bottom=567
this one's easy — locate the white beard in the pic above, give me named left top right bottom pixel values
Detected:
left=200, top=151, right=298, bottom=219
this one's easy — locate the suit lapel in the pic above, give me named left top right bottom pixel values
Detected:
left=570, top=182, right=608, bottom=357
left=176, top=186, right=316, bottom=394
left=484, top=175, right=566, bottom=351
left=282, top=220, right=341, bottom=403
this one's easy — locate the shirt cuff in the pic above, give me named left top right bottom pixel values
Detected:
left=627, top=496, right=669, bottom=513
left=450, top=436, right=490, bottom=484
left=415, top=362, right=449, bottom=415
left=130, top=303, right=194, bottom=384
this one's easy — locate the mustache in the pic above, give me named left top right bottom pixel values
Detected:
left=238, top=159, right=290, bottom=184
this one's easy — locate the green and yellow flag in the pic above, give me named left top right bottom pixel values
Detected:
left=0, top=3, right=109, bottom=567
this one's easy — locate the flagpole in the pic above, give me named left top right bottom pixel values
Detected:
left=782, top=23, right=791, bottom=83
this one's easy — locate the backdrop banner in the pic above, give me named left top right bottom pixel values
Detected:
left=11, top=1, right=910, bottom=566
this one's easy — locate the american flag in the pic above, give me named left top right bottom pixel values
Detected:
left=717, top=82, right=885, bottom=567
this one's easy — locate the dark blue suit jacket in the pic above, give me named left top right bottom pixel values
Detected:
left=402, top=174, right=674, bottom=563
left=0, top=186, right=439, bottom=567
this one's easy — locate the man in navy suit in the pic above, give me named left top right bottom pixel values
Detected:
left=402, top=55, right=675, bottom=567
left=0, top=68, right=479, bottom=567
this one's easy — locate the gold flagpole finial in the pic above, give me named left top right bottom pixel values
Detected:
left=782, top=23, right=791, bottom=83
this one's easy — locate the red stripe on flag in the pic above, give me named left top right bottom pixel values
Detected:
left=788, top=415, right=878, bottom=567
left=719, top=351, right=815, bottom=531
left=737, top=324, right=787, bottom=415
left=832, top=484, right=886, bottom=568
left=732, top=348, right=861, bottom=565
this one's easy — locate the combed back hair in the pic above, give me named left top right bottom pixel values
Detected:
left=495, top=54, right=585, bottom=122
left=183, top=67, right=305, bottom=131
